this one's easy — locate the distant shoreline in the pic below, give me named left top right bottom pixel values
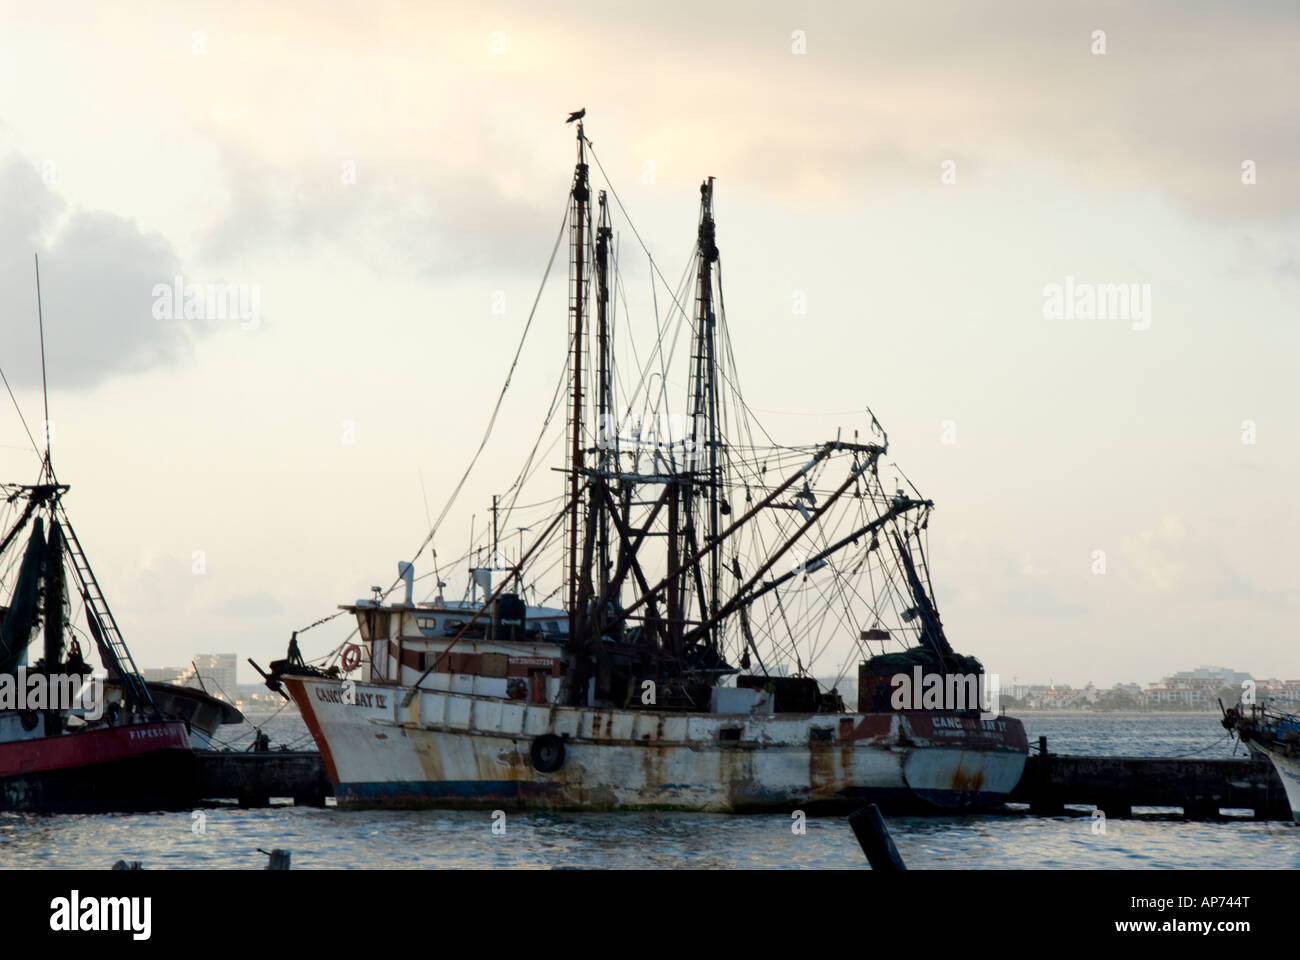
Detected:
left=1001, top=708, right=1226, bottom=716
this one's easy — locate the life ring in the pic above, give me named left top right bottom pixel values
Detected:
left=341, top=643, right=362, bottom=672
left=530, top=733, right=565, bottom=773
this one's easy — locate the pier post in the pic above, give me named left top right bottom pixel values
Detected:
left=261, top=848, right=291, bottom=870
left=848, top=804, right=907, bottom=871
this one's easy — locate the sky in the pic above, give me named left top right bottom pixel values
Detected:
left=0, top=0, right=1296, bottom=690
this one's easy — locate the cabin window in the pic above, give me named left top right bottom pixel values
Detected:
left=718, top=727, right=742, bottom=742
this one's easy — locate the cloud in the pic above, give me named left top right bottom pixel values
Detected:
left=211, top=592, right=284, bottom=618
left=0, top=156, right=203, bottom=390
left=197, top=142, right=564, bottom=279
left=143, top=0, right=1300, bottom=282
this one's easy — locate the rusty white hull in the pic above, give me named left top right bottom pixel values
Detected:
left=287, top=676, right=1028, bottom=813
left=1267, top=753, right=1300, bottom=822
left=1243, top=741, right=1300, bottom=822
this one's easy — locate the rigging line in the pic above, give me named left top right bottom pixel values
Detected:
left=420, top=452, right=568, bottom=605
left=1160, top=732, right=1233, bottom=759
left=506, top=344, right=571, bottom=499
left=497, top=443, right=565, bottom=565
left=496, top=335, right=573, bottom=526
left=790, top=517, right=854, bottom=665
left=406, top=193, right=570, bottom=562
left=712, top=259, right=779, bottom=448
left=919, top=522, right=940, bottom=611
left=800, top=562, right=860, bottom=678
left=621, top=240, right=696, bottom=438
left=499, top=492, right=567, bottom=512
left=612, top=245, right=645, bottom=415
left=810, top=484, right=871, bottom=647
left=0, top=363, right=42, bottom=465
left=294, top=608, right=347, bottom=635
left=34, top=254, right=50, bottom=467
left=585, top=138, right=701, bottom=365
left=880, top=516, right=925, bottom=647
left=311, top=193, right=572, bottom=658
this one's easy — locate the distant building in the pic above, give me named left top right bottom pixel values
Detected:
left=1139, top=666, right=1248, bottom=710
left=1173, top=665, right=1252, bottom=685
left=183, top=654, right=239, bottom=703
left=1031, top=684, right=1084, bottom=709
left=141, top=666, right=189, bottom=686
left=992, top=671, right=1283, bottom=712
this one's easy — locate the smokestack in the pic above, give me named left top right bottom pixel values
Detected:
left=397, top=561, right=414, bottom=606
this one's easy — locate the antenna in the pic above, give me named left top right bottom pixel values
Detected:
left=34, top=253, right=51, bottom=473
left=417, top=468, right=433, bottom=528
left=432, top=547, right=445, bottom=604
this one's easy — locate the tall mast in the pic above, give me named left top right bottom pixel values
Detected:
left=594, top=190, right=613, bottom=607
left=566, top=121, right=590, bottom=631
left=35, top=254, right=52, bottom=476
left=686, top=178, right=721, bottom=655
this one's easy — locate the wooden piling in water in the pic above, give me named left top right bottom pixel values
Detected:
left=849, top=803, right=907, bottom=870
left=263, top=849, right=291, bottom=870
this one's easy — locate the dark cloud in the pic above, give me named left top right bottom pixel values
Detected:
left=0, top=156, right=201, bottom=390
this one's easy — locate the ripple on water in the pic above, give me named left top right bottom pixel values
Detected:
left=2, top=715, right=1295, bottom=868
left=2, top=806, right=1297, bottom=869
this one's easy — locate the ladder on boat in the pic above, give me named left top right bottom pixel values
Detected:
left=55, top=505, right=157, bottom=715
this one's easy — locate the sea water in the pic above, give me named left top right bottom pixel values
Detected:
left=3, top=712, right=1295, bottom=869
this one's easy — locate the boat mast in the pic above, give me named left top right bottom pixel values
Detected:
left=35, top=254, right=52, bottom=477
left=566, top=120, right=591, bottom=635
left=33, top=253, right=66, bottom=669
left=685, top=178, right=721, bottom=656
left=594, top=191, right=613, bottom=608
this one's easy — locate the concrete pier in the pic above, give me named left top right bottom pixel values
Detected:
left=195, top=750, right=333, bottom=807
left=1008, top=752, right=1291, bottom=820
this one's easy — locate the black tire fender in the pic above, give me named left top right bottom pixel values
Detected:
left=530, top=733, right=565, bottom=773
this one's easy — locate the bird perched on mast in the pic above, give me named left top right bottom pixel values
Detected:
left=566, top=107, right=585, bottom=123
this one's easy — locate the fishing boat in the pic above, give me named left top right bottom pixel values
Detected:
left=264, top=115, right=1028, bottom=812
left=1222, top=702, right=1300, bottom=821
left=139, top=681, right=244, bottom=750
left=0, top=479, right=198, bottom=812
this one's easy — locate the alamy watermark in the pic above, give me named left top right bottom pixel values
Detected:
left=0, top=668, right=103, bottom=719
left=1043, top=276, right=1151, bottom=330
left=597, top=412, right=706, bottom=467
left=152, top=275, right=261, bottom=329
left=889, top=668, right=1001, bottom=721
left=50, top=891, right=150, bottom=940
